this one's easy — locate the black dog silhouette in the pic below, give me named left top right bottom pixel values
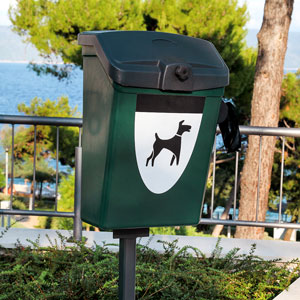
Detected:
left=146, top=120, right=192, bottom=167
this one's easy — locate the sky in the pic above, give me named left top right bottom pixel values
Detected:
left=0, top=0, right=300, bottom=31
left=239, top=0, right=300, bottom=32
left=0, top=0, right=14, bottom=26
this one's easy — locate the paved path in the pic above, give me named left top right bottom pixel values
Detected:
left=274, top=277, right=300, bottom=299
left=18, top=216, right=40, bottom=228
left=1, top=228, right=300, bottom=262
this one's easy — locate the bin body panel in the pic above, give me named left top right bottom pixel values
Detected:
left=103, top=91, right=221, bottom=229
left=81, top=58, right=223, bottom=228
left=81, top=56, right=114, bottom=226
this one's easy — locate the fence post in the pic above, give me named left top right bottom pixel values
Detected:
left=73, top=146, right=82, bottom=241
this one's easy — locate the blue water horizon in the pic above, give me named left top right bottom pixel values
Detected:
left=0, top=62, right=83, bottom=116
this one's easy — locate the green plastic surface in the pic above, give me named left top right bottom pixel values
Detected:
left=81, top=55, right=224, bottom=229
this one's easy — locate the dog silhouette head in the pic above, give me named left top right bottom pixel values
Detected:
left=177, top=120, right=191, bottom=136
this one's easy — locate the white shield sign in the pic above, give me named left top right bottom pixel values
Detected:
left=135, top=94, right=205, bottom=194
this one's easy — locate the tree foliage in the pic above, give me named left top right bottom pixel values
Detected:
left=0, top=169, right=5, bottom=189
left=280, top=70, right=300, bottom=126
left=0, top=97, right=79, bottom=205
left=270, top=70, right=300, bottom=223
left=18, top=158, right=56, bottom=199
left=16, top=96, right=80, bottom=167
left=9, top=0, right=146, bottom=75
left=56, top=172, right=75, bottom=229
left=0, top=123, right=57, bottom=198
left=144, top=0, right=256, bottom=117
left=9, top=0, right=256, bottom=119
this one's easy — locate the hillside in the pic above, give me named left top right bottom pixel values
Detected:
left=0, top=26, right=61, bottom=63
left=0, top=26, right=43, bottom=62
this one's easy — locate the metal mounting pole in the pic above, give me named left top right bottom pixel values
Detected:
left=73, top=147, right=82, bottom=241
left=113, top=228, right=149, bottom=300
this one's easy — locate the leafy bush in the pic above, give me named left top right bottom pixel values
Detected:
left=47, top=173, right=75, bottom=230
left=0, top=170, right=5, bottom=190
left=0, top=193, right=10, bottom=201
left=0, top=231, right=299, bottom=300
left=0, top=196, right=27, bottom=210
left=37, top=173, right=94, bottom=230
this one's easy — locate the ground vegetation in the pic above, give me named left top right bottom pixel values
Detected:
left=0, top=231, right=299, bottom=299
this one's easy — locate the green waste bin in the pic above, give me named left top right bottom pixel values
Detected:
left=78, top=31, right=229, bottom=230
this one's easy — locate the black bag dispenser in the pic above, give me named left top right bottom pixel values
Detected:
left=218, top=101, right=241, bottom=152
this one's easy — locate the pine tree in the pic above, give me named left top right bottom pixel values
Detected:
left=9, top=0, right=256, bottom=116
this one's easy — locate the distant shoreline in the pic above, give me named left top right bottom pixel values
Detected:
left=284, top=68, right=299, bottom=71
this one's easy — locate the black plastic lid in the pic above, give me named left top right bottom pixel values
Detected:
left=78, top=31, right=229, bottom=92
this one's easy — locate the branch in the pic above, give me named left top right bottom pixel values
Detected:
left=207, top=155, right=237, bottom=179
left=279, top=136, right=295, bottom=151
left=215, top=156, right=236, bottom=165
left=283, top=119, right=291, bottom=128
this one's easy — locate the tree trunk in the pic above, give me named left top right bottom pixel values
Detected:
left=235, top=0, right=294, bottom=239
left=283, top=218, right=297, bottom=241
left=283, top=228, right=295, bottom=241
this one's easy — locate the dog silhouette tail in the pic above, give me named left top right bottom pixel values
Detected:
left=155, top=133, right=159, bottom=140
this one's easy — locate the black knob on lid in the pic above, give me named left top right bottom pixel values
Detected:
left=175, top=65, right=189, bottom=81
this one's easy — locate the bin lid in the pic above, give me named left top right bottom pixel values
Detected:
left=78, top=31, right=229, bottom=92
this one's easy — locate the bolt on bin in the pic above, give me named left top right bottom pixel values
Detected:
left=78, top=31, right=229, bottom=230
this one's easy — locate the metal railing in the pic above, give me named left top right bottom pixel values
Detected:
left=200, top=125, right=300, bottom=230
left=0, top=114, right=300, bottom=238
left=0, top=115, right=82, bottom=240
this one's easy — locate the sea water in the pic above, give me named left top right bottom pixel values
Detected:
left=0, top=62, right=83, bottom=115
left=0, top=62, right=81, bottom=191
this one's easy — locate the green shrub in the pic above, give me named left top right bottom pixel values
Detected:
left=0, top=196, right=27, bottom=210
left=0, top=193, right=10, bottom=201
left=0, top=232, right=299, bottom=300
left=11, top=199, right=26, bottom=210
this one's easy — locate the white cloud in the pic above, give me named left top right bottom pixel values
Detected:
left=242, top=0, right=264, bottom=29
left=291, top=0, right=300, bottom=32
left=239, top=0, right=300, bottom=32
left=0, top=0, right=16, bottom=26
